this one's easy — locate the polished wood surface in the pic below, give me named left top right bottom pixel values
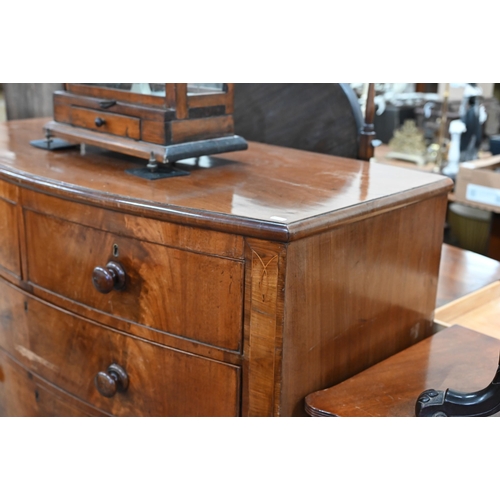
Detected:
left=435, top=281, right=500, bottom=340
left=48, top=84, right=240, bottom=165
left=305, top=325, right=500, bottom=417
left=281, top=193, right=448, bottom=416
left=0, top=183, right=21, bottom=279
left=0, top=118, right=452, bottom=416
left=437, top=243, right=500, bottom=307
left=0, top=279, right=241, bottom=416
left=24, top=209, right=244, bottom=351
left=70, top=106, right=141, bottom=140
left=0, top=119, right=452, bottom=241
left=0, top=349, right=107, bottom=417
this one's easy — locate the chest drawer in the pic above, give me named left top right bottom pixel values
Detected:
left=0, top=348, right=107, bottom=417
left=24, top=210, right=244, bottom=351
left=70, top=106, right=141, bottom=140
left=0, top=279, right=241, bottom=416
left=0, top=181, right=21, bottom=278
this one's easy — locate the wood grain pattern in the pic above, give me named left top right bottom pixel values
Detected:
left=0, top=181, right=21, bottom=279
left=175, top=84, right=188, bottom=120
left=188, top=92, right=229, bottom=109
left=171, top=115, right=233, bottom=143
left=280, top=194, right=449, bottom=416
left=166, top=84, right=176, bottom=109
left=304, top=325, right=500, bottom=417
left=11, top=278, right=243, bottom=366
left=21, top=188, right=245, bottom=259
left=0, top=118, right=454, bottom=416
left=141, top=119, right=169, bottom=145
left=70, top=106, right=141, bottom=140
left=24, top=210, right=244, bottom=351
left=242, top=240, right=286, bottom=417
left=54, top=91, right=174, bottom=122
left=0, top=119, right=452, bottom=242
left=434, top=281, right=500, bottom=339
left=437, top=243, right=500, bottom=307
left=225, top=84, right=234, bottom=114
left=0, top=348, right=107, bottom=417
left=0, top=281, right=241, bottom=417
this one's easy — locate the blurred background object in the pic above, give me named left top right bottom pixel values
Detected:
left=234, top=83, right=364, bottom=159
left=3, top=83, right=63, bottom=120
left=0, top=83, right=5, bottom=122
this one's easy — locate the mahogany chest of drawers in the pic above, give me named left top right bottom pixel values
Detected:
left=0, top=118, right=452, bottom=416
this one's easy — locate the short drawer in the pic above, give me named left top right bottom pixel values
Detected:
left=70, top=106, right=141, bottom=140
left=24, top=210, right=244, bottom=351
left=0, top=279, right=241, bottom=416
left=0, top=181, right=21, bottom=278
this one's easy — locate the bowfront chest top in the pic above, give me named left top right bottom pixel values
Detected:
left=0, top=118, right=452, bottom=416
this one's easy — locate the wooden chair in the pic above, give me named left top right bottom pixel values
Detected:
left=234, top=83, right=376, bottom=161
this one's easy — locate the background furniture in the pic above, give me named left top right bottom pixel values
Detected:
left=437, top=243, right=500, bottom=307
left=0, top=118, right=451, bottom=416
left=305, top=325, right=500, bottom=417
left=3, top=84, right=63, bottom=120
left=234, top=83, right=364, bottom=159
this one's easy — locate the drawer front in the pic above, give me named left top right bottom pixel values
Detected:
left=0, top=183, right=21, bottom=278
left=24, top=210, right=244, bottom=351
left=0, top=279, right=241, bottom=416
left=70, top=106, right=141, bottom=140
left=0, top=348, right=106, bottom=417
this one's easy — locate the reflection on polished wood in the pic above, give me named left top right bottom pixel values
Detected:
left=0, top=118, right=451, bottom=242
left=437, top=244, right=500, bottom=307
left=305, top=325, right=500, bottom=417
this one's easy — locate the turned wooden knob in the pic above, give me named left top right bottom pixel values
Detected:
left=94, top=363, right=129, bottom=398
left=92, top=261, right=126, bottom=294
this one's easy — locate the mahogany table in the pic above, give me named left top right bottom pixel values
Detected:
left=305, top=325, right=500, bottom=417
left=437, top=243, right=500, bottom=307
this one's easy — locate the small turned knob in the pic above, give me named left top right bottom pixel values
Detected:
left=95, top=363, right=129, bottom=398
left=94, top=117, right=105, bottom=127
left=92, top=261, right=126, bottom=294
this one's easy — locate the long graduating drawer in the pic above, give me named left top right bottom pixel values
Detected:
left=0, top=348, right=106, bottom=417
left=0, top=279, right=241, bottom=416
left=24, top=210, right=244, bottom=351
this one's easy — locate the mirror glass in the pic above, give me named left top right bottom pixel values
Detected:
left=81, top=83, right=225, bottom=96
left=187, top=83, right=224, bottom=95
left=81, top=84, right=166, bottom=96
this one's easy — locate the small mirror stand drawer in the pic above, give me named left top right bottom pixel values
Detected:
left=70, top=106, right=141, bottom=140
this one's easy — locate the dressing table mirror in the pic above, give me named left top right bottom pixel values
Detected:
left=31, top=83, right=247, bottom=178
